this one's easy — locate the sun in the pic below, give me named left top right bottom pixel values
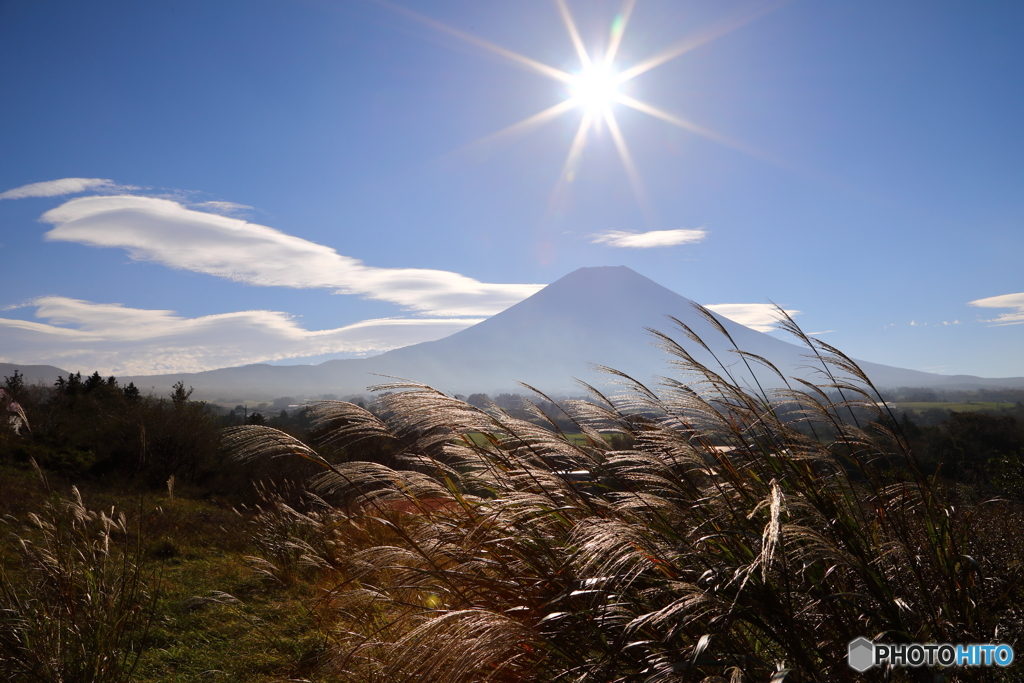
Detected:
left=569, top=64, right=620, bottom=115
left=385, top=0, right=775, bottom=220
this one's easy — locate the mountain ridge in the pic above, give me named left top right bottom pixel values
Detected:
left=5, top=267, right=1023, bottom=400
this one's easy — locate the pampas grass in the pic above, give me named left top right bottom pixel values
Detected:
left=225, top=307, right=1023, bottom=682
left=0, top=486, right=155, bottom=682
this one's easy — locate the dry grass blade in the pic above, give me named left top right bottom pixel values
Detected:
left=223, top=424, right=328, bottom=468
left=380, top=609, right=540, bottom=682
left=307, top=399, right=402, bottom=451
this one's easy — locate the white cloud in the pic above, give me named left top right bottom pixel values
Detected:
left=703, top=303, right=800, bottom=333
left=969, top=292, right=1024, bottom=325
left=0, top=297, right=481, bottom=375
left=41, top=195, right=543, bottom=317
left=0, top=178, right=133, bottom=200
left=590, top=228, right=707, bottom=249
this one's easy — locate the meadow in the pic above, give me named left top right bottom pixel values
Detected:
left=2, top=310, right=1023, bottom=682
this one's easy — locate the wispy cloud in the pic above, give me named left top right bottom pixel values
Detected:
left=969, top=292, right=1024, bottom=325
left=703, top=303, right=800, bottom=333
left=41, top=195, right=543, bottom=317
left=0, top=297, right=481, bottom=375
left=191, top=200, right=254, bottom=216
left=590, top=228, right=707, bottom=249
left=0, top=178, right=134, bottom=200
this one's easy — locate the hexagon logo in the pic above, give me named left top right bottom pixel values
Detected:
left=848, top=637, right=875, bottom=672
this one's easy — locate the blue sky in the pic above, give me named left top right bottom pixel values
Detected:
left=1, top=0, right=1022, bottom=378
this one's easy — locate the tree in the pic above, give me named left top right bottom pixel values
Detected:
left=170, top=381, right=194, bottom=406
left=83, top=371, right=105, bottom=393
left=3, top=370, right=25, bottom=399
left=466, top=393, right=491, bottom=408
left=55, top=372, right=83, bottom=396
left=123, top=382, right=140, bottom=401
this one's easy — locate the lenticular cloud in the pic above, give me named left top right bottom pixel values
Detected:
left=590, top=228, right=707, bottom=249
left=969, top=292, right=1024, bottom=325
left=41, top=195, right=542, bottom=317
left=0, top=178, right=126, bottom=200
left=0, top=297, right=482, bottom=375
left=703, top=303, right=800, bottom=333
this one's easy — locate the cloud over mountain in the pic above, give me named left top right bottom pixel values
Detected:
left=41, top=195, right=542, bottom=317
left=703, top=303, right=800, bottom=333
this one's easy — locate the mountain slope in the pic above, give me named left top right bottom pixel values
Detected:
left=116, top=266, right=1024, bottom=400
left=0, top=362, right=69, bottom=387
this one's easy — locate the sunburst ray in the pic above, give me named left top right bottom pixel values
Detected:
left=383, top=0, right=786, bottom=222
left=614, top=0, right=791, bottom=83
left=544, top=110, right=595, bottom=219
left=615, top=93, right=782, bottom=164
left=603, top=107, right=655, bottom=226
left=555, top=0, right=593, bottom=70
left=603, top=0, right=637, bottom=68
left=559, top=111, right=594, bottom=187
left=377, top=0, right=573, bottom=83
left=455, top=99, right=580, bottom=154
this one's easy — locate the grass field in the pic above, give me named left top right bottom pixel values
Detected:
left=0, top=467, right=331, bottom=683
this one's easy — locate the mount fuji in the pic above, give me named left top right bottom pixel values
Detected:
left=102, top=266, right=1023, bottom=400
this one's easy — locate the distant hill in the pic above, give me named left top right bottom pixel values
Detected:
left=0, top=362, right=69, bottom=387
left=112, top=266, right=1024, bottom=401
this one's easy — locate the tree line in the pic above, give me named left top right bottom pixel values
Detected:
left=4, top=370, right=1024, bottom=499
